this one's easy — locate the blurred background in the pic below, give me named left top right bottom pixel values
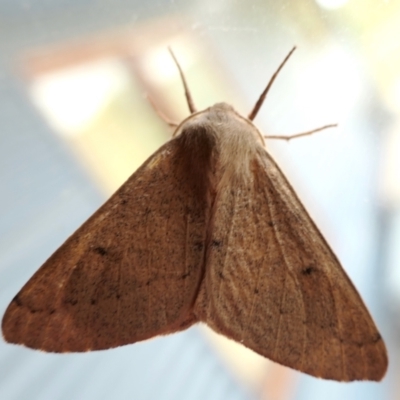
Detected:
left=0, top=0, right=399, bottom=399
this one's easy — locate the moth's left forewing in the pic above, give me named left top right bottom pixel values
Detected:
left=2, top=137, right=212, bottom=352
left=195, top=137, right=387, bottom=381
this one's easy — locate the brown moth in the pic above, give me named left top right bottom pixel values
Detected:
left=2, top=47, right=387, bottom=382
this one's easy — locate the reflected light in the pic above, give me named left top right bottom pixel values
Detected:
left=30, top=59, right=131, bottom=136
left=296, top=46, right=362, bottom=123
left=388, top=77, right=400, bottom=112
left=140, top=44, right=196, bottom=86
left=315, top=0, right=349, bottom=9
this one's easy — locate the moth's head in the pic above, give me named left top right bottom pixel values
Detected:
left=172, top=101, right=265, bottom=148
left=208, top=102, right=235, bottom=113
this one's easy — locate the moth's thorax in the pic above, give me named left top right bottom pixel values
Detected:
left=173, top=102, right=265, bottom=184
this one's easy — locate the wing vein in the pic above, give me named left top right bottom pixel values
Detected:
left=216, top=192, right=237, bottom=302
left=326, top=275, right=345, bottom=379
left=184, top=213, right=190, bottom=295
left=260, top=159, right=308, bottom=369
left=273, top=273, right=287, bottom=359
left=245, top=191, right=260, bottom=339
left=162, top=217, right=170, bottom=324
left=38, top=297, right=58, bottom=349
left=41, top=264, right=78, bottom=349
left=146, top=217, right=151, bottom=329
left=116, top=252, right=121, bottom=345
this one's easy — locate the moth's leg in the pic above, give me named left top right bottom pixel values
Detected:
left=265, top=124, right=337, bottom=141
left=146, top=95, right=179, bottom=127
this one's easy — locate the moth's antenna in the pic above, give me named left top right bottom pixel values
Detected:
left=248, top=46, right=296, bottom=121
left=265, top=124, right=338, bottom=141
left=168, top=47, right=197, bottom=114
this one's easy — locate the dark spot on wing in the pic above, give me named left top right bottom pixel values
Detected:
left=143, top=207, right=151, bottom=216
left=302, top=265, right=316, bottom=275
left=373, top=333, right=382, bottom=343
left=94, top=247, right=107, bottom=256
left=194, top=241, right=204, bottom=251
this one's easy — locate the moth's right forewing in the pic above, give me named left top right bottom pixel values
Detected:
left=197, top=146, right=387, bottom=381
left=2, top=137, right=212, bottom=352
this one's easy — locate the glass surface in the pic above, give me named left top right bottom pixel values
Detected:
left=0, top=1, right=398, bottom=399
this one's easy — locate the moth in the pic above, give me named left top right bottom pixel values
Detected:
left=2, top=47, right=388, bottom=381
